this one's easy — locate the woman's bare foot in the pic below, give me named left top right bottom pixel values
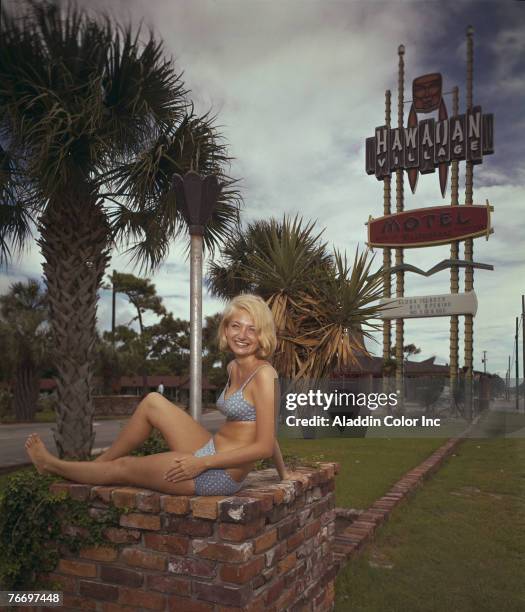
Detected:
left=25, top=434, right=54, bottom=474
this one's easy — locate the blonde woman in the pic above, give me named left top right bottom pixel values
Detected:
left=25, top=294, right=288, bottom=495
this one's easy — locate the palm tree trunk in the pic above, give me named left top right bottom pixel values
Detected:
left=13, top=356, right=38, bottom=421
left=38, top=194, right=110, bottom=459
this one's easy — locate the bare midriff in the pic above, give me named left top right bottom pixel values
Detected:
left=214, top=421, right=257, bottom=482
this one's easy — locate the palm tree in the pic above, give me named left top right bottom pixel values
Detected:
left=0, top=280, right=49, bottom=420
left=0, top=2, right=240, bottom=457
left=207, top=216, right=384, bottom=382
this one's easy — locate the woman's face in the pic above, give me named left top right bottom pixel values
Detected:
left=225, top=308, right=260, bottom=357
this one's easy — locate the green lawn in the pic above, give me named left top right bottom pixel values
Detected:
left=334, top=438, right=525, bottom=612
left=279, top=437, right=447, bottom=509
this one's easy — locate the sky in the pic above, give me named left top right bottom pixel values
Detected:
left=1, top=0, right=524, bottom=377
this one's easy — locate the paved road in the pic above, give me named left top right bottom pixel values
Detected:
left=0, top=412, right=226, bottom=470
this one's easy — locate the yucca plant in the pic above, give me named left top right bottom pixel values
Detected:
left=207, top=215, right=383, bottom=382
left=0, top=2, right=240, bottom=457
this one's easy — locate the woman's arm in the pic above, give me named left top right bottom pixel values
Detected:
left=165, top=366, right=277, bottom=481
left=272, top=439, right=289, bottom=480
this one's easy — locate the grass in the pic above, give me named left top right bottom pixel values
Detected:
left=278, top=437, right=447, bottom=509
left=334, top=438, right=525, bottom=612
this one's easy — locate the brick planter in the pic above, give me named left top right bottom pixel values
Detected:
left=42, top=464, right=338, bottom=612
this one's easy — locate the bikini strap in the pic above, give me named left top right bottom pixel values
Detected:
left=240, top=364, right=271, bottom=390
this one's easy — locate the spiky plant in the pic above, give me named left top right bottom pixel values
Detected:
left=207, top=216, right=383, bottom=382
left=0, top=2, right=240, bottom=457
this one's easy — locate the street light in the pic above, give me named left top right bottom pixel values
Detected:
left=172, top=171, right=220, bottom=422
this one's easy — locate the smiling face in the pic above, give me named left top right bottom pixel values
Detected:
left=225, top=308, right=260, bottom=358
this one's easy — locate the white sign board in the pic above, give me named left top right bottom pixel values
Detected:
left=378, top=291, right=477, bottom=319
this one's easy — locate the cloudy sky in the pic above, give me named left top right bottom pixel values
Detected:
left=2, top=0, right=524, bottom=377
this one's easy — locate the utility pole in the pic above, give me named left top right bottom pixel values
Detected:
left=482, top=350, right=487, bottom=374
left=522, top=295, right=524, bottom=408
left=516, top=317, right=520, bottom=411
left=507, top=355, right=511, bottom=401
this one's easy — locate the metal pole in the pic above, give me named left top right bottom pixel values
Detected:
left=189, top=234, right=203, bottom=421
left=507, top=355, right=511, bottom=401
left=450, top=86, right=460, bottom=410
left=111, top=269, right=116, bottom=349
left=395, top=44, right=405, bottom=406
left=383, top=89, right=392, bottom=394
left=482, top=350, right=487, bottom=374
left=522, top=295, right=525, bottom=407
left=464, top=25, right=475, bottom=420
left=516, top=317, right=520, bottom=411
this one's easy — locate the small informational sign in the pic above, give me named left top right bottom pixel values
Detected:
left=367, top=203, right=492, bottom=248
left=378, top=291, right=478, bottom=319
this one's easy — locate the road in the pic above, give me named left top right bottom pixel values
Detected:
left=0, top=411, right=226, bottom=471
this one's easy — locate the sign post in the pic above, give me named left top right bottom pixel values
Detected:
left=364, top=28, right=494, bottom=420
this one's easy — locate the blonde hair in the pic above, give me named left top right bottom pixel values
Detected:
left=218, top=294, right=277, bottom=359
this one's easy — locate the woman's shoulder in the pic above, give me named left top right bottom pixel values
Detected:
left=253, top=362, right=278, bottom=382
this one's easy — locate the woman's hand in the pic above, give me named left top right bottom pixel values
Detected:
left=164, top=453, right=206, bottom=483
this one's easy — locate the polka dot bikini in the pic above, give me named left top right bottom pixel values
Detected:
left=192, top=364, right=268, bottom=496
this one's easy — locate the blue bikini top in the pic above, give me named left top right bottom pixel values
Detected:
left=216, top=364, right=270, bottom=422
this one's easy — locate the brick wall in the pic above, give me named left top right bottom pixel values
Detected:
left=40, top=464, right=338, bottom=612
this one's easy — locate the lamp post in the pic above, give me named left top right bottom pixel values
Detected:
left=172, top=171, right=220, bottom=422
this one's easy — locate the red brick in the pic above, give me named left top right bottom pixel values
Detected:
left=218, top=518, right=265, bottom=542
left=161, top=495, right=191, bottom=514
left=220, top=556, right=264, bottom=584
left=277, top=516, right=298, bottom=540
left=254, top=528, right=277, bottom=553
left=49, top=482, right=71, bottom=496
left=168, top=597, right=213, bottom=612
left=287, top=528, right=305, bottom=551
left=67, top=484, right=92, bottom=501
left=91, top=486, right=114, bottom=503
left=236, top=490, right=274, bottom=513
left=121, top=547, right=166, bottom=571
left=79, top=546, right=118, bottom=562
left=190, top=495, right=225, bottom=519
left=168, top=556, right=216, bottom=578
left=100, top=566, right=143, bottom=588
left=278, top=551, right=297, bottom=574
left=62, top=594, right=97, bottom=609
left=146, top=575, right=191, bottom=596
left=119, top=588, right=165, bottom=610
left=164, top=516, right=214, bottom=537
left=136, top=490, right=161, bottom=512
left=41, top=572, right=77, bottom=593
left=193, top=540, right=253, bottom=562
left=218, top=497, right=261, bottom=523
left=79, top=580, right=118, bottom=602
left=120, top=512, right=160, bottom=530
left=265, top=541, right=287, bottom=568
left=58, top=559, right=97, bottom=578
left=101, top=604, right=140, bottom=612
left=111, top=487, right=138, bottom=509
left=304, top=518, right=321, bottom=540
left=144, top=533, right=189, bottom=555
left=192, top=581, right=251, bottom=607
left=264, top=576, right=285, bottom=604
left=103, top=527, right=141, bottom=544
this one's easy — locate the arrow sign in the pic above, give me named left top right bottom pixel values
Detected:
left=378, top=291, right=478, bottom=319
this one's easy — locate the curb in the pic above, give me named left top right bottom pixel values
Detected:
left=332, top=436, right=464, bottom=570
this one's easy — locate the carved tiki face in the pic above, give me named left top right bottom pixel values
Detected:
left=412, top=73, right=442, bottom=113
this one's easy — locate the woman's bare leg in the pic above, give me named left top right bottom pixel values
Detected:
left=25, top=434, right=195, bottom=495
left=95, top=392, right=211, bottom=462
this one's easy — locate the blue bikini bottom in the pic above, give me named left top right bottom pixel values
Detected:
left=193, top=437, right=245, bottom=496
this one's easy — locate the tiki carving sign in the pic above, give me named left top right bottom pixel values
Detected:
left=365, top=73, right=494, bottom=197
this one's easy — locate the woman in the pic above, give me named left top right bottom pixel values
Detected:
left=25, top=294, right=288, bottom=495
